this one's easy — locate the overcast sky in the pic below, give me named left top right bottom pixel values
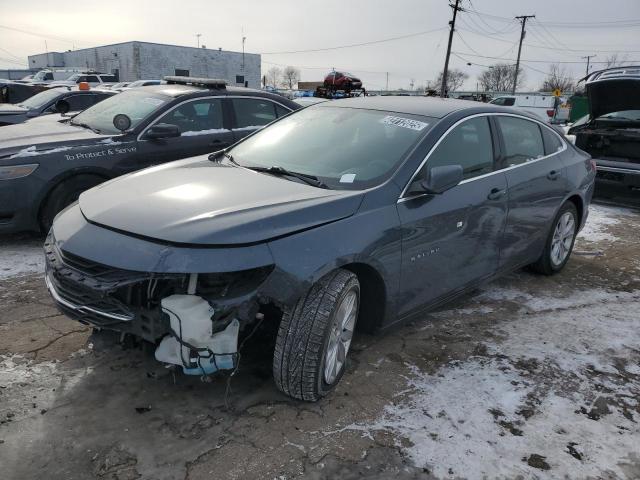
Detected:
left=1, top=0, right=639, bottom=91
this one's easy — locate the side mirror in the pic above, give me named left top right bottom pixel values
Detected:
left=145, top=123, right=181, bottom=140
left=408, top=165, right=464, bottom=195
left=53, top=99, right=70, bottom=114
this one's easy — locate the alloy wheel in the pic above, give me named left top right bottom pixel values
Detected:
left=324, top=288, right=359, bottom=385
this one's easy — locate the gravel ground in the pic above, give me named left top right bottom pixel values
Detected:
left=0, top=203, right=639, bottom=480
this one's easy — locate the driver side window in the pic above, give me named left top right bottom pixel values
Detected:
left=422, top=116, right=494, bottom=181
left=156, top=98, right=223, bottom=134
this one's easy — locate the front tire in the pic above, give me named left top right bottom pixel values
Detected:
left=39, top=174, right=105, bottom=232
left=273, top=269, right=360, bottom=401
left=530, top=202, right=578, bottom=275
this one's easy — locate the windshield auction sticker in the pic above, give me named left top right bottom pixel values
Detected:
left=380, top=115, right=428, bottom=131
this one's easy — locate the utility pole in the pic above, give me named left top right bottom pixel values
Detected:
left=195, top=33, right=201, bottom=48
left=441, top=0, right=463, bottom=98
left=582, top=54, right=596, bottom=76
left=512, top=15, right=535, bottom=94
left=386, top=72, right=389, bottom=92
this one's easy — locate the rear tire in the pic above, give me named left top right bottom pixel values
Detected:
left=530, top=202, right=578, bottom=275
left=39, top=174, right=105, bottom=232
left=273, top=269, right=360, bottom=401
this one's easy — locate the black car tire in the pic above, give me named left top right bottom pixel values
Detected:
left=40, top=174, right=106, bottom=232
left=530, top=201, right=578, bottom=275
left=273, top=269, right=360, bottom=401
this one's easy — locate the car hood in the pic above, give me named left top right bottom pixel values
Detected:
left=587, top=79, right=640, bottom=120
left=0, top=103, right=28, bottom=115
left=79, top=157, right=364, bottom=246
left=0, top=117, right=110, bottom=158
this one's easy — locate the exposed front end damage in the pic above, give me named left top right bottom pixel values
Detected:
left=44, top=214, right=280, bottom=374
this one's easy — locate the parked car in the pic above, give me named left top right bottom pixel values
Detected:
left=45, top=97, right=595, bottom=401
left=0, top=76, right=299, bottom=234
left=29, top=68, right=86, bottom=83
left=48, top=72, right=118, bottom=88
left=0, top=85, right=115, bottom=126
left=323, top=71, right=363, bottom=90
left=107, top=82, right=132, bottom=90
left=568, top=66, right=640, bottom=205
left=0, top=79, right=46, bottom=103
left=490, top=94, right=569, bottom=124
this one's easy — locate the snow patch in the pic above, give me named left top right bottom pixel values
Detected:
left=232, top=125, right=264, bottom=132
left=347, top=290, right=640, bottom=479
left=182, top=128, right=230, bottom=136
left=9, top=145, right=73, bottom=159
left=98, top=138, right=122, bottom=145
left=0, top=236, right=45, bottom=280
left=577, top=204, right=621, bottom=243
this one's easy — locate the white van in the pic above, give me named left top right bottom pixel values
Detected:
left=490, top=94, right=570, bottom=124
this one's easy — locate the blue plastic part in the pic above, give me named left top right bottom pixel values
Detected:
left=182, top=354, right=235, bottom=375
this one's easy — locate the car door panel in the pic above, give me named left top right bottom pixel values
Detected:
left=136, top=97, right=232, bottom=168
left=396, top=115, right=508, bottom=318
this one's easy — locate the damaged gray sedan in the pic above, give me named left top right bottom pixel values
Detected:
left=45, top=97, right=596, bottom=401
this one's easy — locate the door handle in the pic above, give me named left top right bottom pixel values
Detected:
left=547, top=170, right=560, bottom=180
left=487, top=187, right=506, bottom=200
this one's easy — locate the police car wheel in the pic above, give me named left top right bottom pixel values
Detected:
left=40, top=174, right=106, bottom=232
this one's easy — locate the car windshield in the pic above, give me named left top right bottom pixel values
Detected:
left=66, top=74, right=81, bottom=82
left=598, top=110, right=640, bottom=121
left=71, top=89, right=172, bottom=134
left=18, top=88, right=66, bottom=109
left=229, top=106, right=434, bottom=190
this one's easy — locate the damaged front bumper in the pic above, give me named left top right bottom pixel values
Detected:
left=44, top=205, right=277, bottom=345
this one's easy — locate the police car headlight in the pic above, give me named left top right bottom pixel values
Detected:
left=0, top=163, right=39, bottom=180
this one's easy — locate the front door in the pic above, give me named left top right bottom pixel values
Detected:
left=137, top=97, right=234, bottom=169
left=397, top=116, right=508, bottom=318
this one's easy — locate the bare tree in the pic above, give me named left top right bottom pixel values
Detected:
left=478, top=64, right=525, bottom=92
left=434, top=69, right=468, bottom=95
left=604, top=54, right=630, bottom=68
left=540, top=64, right=575, bottom=93
left=265, top=67, right=281, bottom=88
left=281, top=66, right=300, bottom=90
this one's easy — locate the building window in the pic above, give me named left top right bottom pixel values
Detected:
left=236, top=75, right=245, bottom=84
left=175, top=69, right=189, bottom=76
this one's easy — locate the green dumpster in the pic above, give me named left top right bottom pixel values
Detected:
left=568, top=94, right=588, bottom=123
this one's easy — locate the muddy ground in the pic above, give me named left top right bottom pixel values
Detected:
left=1, top=203, right=639, bottom=480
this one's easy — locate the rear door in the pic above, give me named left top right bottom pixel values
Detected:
left=494, top=115, right=569, bottom=269
left=136, top=97, right=233, bottom=168
left=396, top=115, right=508, bottom=317
left=229, top=97, right=292, bottom=141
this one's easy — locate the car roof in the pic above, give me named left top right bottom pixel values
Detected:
left=316, top=96, right=490, bottom=118
left=140, top=84, right=286, bottom=99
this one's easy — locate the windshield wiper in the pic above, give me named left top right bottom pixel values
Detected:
left=71, top=121, right=101, bottom=134
left=246, top=165, right=329, bottom=189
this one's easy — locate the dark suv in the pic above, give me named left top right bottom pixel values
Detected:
left=0, top=77, right=299, bottom=233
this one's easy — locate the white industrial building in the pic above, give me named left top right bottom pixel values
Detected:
left=27, top=41, right=261, bottom=87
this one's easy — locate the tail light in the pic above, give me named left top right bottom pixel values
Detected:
left=546, top=109, right=555, bottom=118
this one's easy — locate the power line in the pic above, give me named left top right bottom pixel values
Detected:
left=0, top=24, right=85, bottom=47
left=259, top=27, right=446, bottom=55
left=451, top=50, right=640, bottom=64
left=468, top=10, right=640, bottom=28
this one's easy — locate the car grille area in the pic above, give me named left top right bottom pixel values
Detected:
left=44, top=233, right=177, bottom=340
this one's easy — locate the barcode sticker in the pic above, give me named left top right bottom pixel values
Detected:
left=380, top=116, right=428, bottom=131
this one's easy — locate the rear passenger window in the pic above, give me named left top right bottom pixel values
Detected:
left=426, top=116, right=494, bottom=180
left=232, top=99, right=277, bottom=128
left=496, top=116, right=545, bottom=167
left=541, top=126, right=564, bottom=155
